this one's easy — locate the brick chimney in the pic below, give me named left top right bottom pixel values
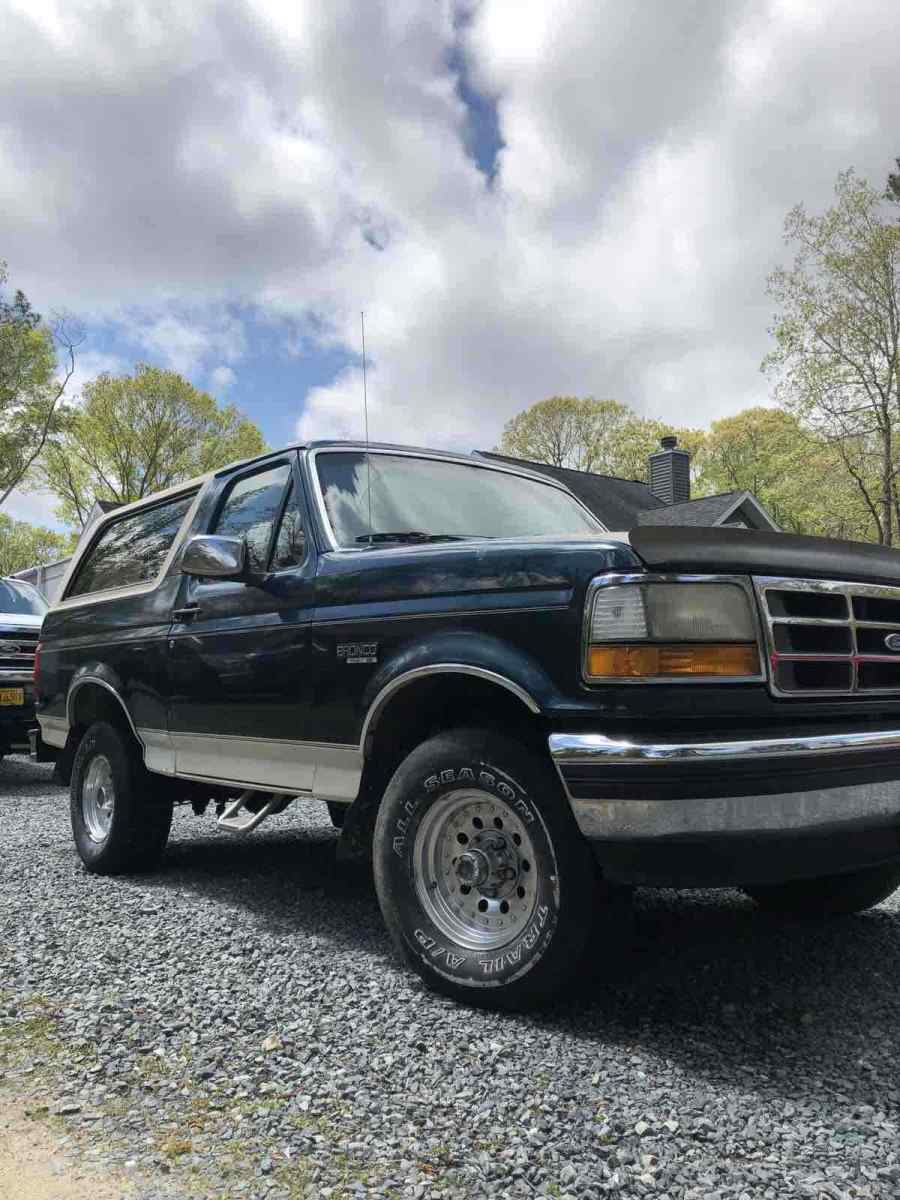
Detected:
left=648, top=435, right=690, bottom=505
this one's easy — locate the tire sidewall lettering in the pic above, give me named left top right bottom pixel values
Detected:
left=389, top=757, right=560, bottom=989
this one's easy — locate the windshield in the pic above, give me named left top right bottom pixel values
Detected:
left=315, top=452, right=602, bottom=548
left=0, top=579, right=48, bottom=617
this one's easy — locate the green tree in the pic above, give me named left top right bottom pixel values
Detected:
left=763, top=170, right=900, bottom=544
left=0, top=513, right=76, bottom=576
left=695, top=407, right=875, bottom=540
left=497, top=396, right=623, bottom=472
left=0, top=261, right=78, bottom=509
left=604, top=415, right=705, bottom=482
left=39, top=364, right=267, bottom=526
left=497, top=395, right=703, bottom=480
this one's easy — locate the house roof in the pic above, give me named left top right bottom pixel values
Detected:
left=476, top=452, right=779, bottom=532
left=637, top=491, right=746, bottom=527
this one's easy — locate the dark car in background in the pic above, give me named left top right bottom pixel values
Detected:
left=0, top=577, right=46, bottom=763
left=30, top=441, right=900, bottom=1008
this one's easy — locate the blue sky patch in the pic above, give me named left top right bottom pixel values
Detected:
left=447, top=12, right=504, bottom=184
left=80, top=305, right=355, bottom=449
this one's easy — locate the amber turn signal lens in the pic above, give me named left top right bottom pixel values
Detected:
left=587, top=643, right=759, bottom=678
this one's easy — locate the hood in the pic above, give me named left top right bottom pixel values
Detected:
left=630, top=525, right=900, bottom=586
left=0, top=612, right=43, bottom=629
left=316, top=534, right=640, bottom=608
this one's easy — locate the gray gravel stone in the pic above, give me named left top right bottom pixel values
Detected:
left=3, top=754, right=900, bottom=1198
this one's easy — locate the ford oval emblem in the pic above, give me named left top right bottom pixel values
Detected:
left=885, top=633, right=900, bottom=653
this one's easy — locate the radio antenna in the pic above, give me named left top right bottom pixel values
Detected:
left=361, top=311, right=373, bottom=544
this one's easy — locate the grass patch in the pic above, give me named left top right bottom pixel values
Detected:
left=156, top=1133, right=194, bottom=1159
left=0, top=994, right=62, bottom=1070
left=135, top=1052, right=169, bottom=1079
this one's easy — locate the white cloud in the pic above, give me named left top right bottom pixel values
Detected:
left=1, top=0, right=898, bottom=459
left=135, top=310, right=246, bottom=376
left=210, top=364, right=237, bottom=391
left=65, top=349, right=130, bottom=403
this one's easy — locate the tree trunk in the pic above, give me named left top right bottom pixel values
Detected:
left=882, top=415, right=894, bottom=546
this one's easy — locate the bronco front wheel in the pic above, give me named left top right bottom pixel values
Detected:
left=373, top=728, right=597, bottom=1009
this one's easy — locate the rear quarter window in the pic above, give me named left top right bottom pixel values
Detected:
left=67, top=492, right=195, bottom=599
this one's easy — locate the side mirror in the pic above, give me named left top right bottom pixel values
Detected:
left=181, top=534, right=247, bottom=580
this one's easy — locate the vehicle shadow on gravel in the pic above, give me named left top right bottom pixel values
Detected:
left=0, top=757, right=60, bottom=792
left=144, top=820, right=900, bottom=1107
left=568, top=889, right=900, bottom=1108
left=146, top=819, right=391, bottom=950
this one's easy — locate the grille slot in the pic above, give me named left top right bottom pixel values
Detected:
left=857, top=626, right=900, bottom=654
left=853, top=594, right=900, bottom=623
left=858, top=661, right=900, bottom=690
left=775, top=660, right=852, bottom=692
left=755, top=577, right=900, bottom=698
left=766, top=589, right=848, bottom=620
left=772, top=623, right=852, bottom=655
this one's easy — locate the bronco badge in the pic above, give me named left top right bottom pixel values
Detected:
left=337, top=641, right=378, bottom=664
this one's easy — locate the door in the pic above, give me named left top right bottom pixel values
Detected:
left=166, top=454, right=317, bottom=791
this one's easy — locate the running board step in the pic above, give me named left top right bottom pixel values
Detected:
left=217, top=791, right=286, bottom=835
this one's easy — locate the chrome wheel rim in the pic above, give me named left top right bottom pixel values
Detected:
left=82, top=754, right=115, bottom=842
left=413, top=788, right=540, bottom=951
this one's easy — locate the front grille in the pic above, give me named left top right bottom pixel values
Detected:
left=0, top=626, right=39, bottom=676
left=754, top=577, right=900, bottom=697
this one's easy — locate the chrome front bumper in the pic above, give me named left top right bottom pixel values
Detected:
left=549, top=727, right=900, bottom=841
left=0, top=669, right=33, bottom=684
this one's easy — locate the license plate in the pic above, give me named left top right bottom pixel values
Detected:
left=0, top=688, right=25, bottom=706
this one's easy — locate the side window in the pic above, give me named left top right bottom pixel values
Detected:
left=68, top=493, right=195, bottom=598
left=270, top=481, right=306, bottom=571
left=212, top=462, right=291, bottom=574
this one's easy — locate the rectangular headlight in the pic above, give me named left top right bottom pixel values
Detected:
left=585, top=579, right=760, bottom=680
left=645, top=583, right=756, bottom=641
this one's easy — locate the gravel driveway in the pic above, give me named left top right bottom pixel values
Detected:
left=3, top=755, right=900, bottom=1200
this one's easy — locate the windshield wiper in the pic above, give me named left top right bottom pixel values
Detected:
left=354, top=531, right=490, bottom=546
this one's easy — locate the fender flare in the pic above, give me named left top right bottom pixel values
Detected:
left=359, top=631, right=560, bottom=756
left=66, top=668, right=142, bottom=745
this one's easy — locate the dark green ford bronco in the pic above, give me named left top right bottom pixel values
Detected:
left=33, top=441, right=900, bottom=1007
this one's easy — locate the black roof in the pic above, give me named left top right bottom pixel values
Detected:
left=637, top=491, right=745, bottom=527
left=477, top=453, right=776, bottom=531
left=219, top=440, right=575, bottom=486
left=213, top=442, right=775, bottom=532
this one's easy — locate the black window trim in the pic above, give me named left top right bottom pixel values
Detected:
left=207, top=456, right=307, bottom=577
left=267, top=474, right=309, bottom=574
left=56, top=483, right=206, bottom=609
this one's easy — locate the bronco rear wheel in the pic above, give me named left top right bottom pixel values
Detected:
left=70, top=721, right=173, bottom=874
left=373, top=728, right=597, bottom=1009
left=744, top=861, right=900, bottom=916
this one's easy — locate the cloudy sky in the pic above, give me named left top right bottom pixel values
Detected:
left=3, top=0, right=898, bottom=528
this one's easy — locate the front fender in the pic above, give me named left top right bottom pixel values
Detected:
left=360, top=630, right=564, bottom=748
